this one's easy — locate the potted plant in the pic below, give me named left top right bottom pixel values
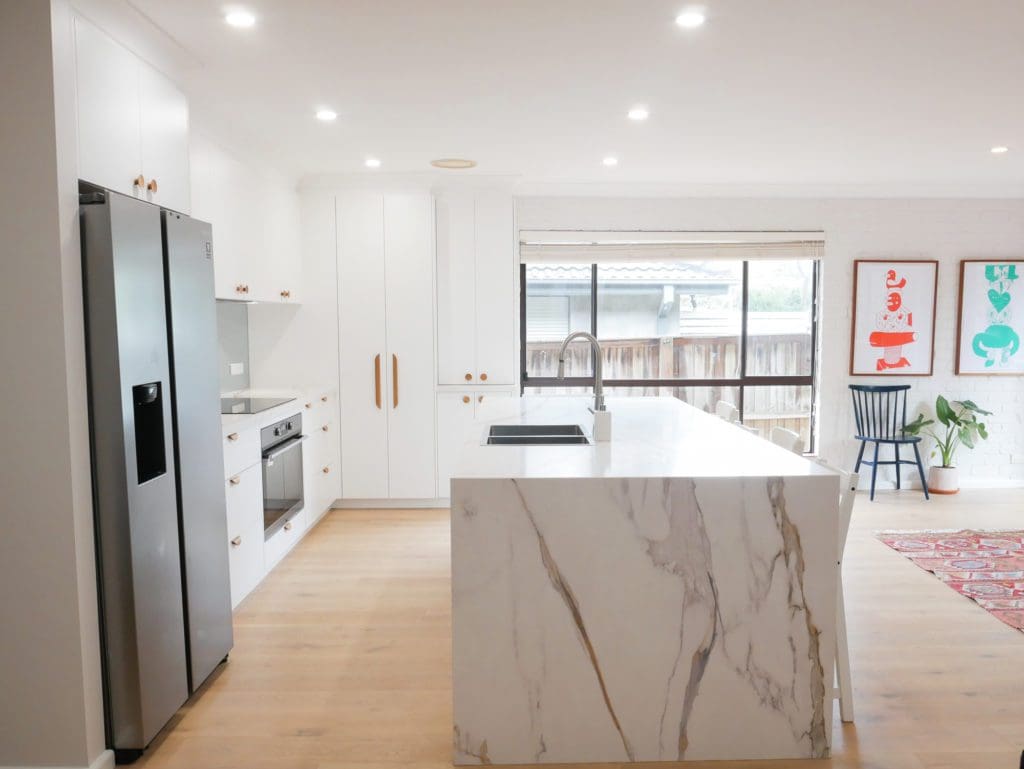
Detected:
left=904, top=396, right=991, bottom=494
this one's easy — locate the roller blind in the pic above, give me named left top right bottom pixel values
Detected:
left=519, top=230, right=825, bottom=264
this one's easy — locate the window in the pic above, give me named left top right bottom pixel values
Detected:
left=521, top=259, right=820, bottom=450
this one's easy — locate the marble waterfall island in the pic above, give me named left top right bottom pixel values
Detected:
left=450, top=397, right=839, bottom=765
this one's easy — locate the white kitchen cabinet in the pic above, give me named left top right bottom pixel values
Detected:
left=436, top=391, right=513, bottom=496
left=225, top=464, right=263, bottom=609
left=383, top=194, right=437, bottom=498
left=435, top=189, right=516, bottom=386
left=337, top=192, right=437, bottom=500
left=74, top=16, right=190, bottom=213
left=264, top=508, right=306, bottom=570
left=138, top=63, right=190, bottom=214
left=261, top=182, right=303, bottom=303
left=301, top=390, right=340, bottom=521
left=337, top=192, right=390, bottom=498
left=190, top=134, right=301, bottom=303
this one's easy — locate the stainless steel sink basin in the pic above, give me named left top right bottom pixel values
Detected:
left=485, top=424, right=591, bottom=445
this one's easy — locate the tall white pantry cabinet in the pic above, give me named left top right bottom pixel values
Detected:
left=336, top=191, right=437, bottom=500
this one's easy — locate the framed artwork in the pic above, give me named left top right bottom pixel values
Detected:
left=956, top=259, right=1023, bottom=375
left=850, top=259, right=938, bottom=376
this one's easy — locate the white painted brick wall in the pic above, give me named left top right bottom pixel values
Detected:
left=518, top=196, right=1024, bottom=487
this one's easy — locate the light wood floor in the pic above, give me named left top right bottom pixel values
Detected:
left=137, top=489, right=1024, bottom=769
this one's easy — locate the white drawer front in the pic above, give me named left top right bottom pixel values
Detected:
left=225, top=463, right=262, bottom=537
left=228, top=516, right=264, bottom=609
left=264, top=509, right=306, bottom=570
left=223, top=426, right=260, bottom=479
left=316, top=460, right=339, bottom=516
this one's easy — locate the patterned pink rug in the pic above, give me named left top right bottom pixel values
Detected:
left=877, top=530, right=1024, bottom=632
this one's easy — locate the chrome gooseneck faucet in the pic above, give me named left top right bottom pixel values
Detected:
left=556, top=331, right=606, bottom=412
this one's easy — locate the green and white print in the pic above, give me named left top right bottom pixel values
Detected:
left=957, top=260, right=1023, bottom=374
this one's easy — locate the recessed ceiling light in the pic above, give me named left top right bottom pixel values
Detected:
left=602, top=156, right=619, bottom=167
left=431, top=158, right=477, bottom=169
left=315, top=109, right=337, bottom=122
left=991, top=145, right=1010, bottom=154
left=224, top=9, right=256, bottom=28
left=628, top=106, right=649, bottom=121
left=675, top=9, right=706, bottom=28
left=365, top=157, right=381, bottom=168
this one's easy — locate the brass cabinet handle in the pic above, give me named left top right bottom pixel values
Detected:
left=229, top=476, right=240, bottom=486
left=305, top=402, right=312, bottom=409
left=133, top=174, right=145, bottom=188
left=321, top=424, right=329, bottom=432
left=283, top=521, right=293, bottom=531
left=480, top=372, right=488, bottom=381
left=392, top=354, right=398, bottom=408
left=322, top=466, right=330, bottom=474
left=321, top=395, right=327, bottom=403
left=280, top=289, right=290, bottom=299
left=462, top=395, right=471, bottom=404
left=374, top=354, right=382, bottom=409
left=478, top=395, right=484, bottom=403
left=230, top=535, right=242, bottom=547
left=244, top=285, right=250, bottom=294
left=235, top=284, right=246, bottom=294
left=146, top=178, right=158, bottom=193
left=227, top=432, right=239, bottom=442
left=464, top=373, right=472, bottom=381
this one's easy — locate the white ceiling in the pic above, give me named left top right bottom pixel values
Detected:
left=130, top=0, right=1024, bottom=193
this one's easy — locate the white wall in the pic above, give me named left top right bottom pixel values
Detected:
left=0, top=2, right=108, bottom=767
left=517, top=196, right=1024, bottom=486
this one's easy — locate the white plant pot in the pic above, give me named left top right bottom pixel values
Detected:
left=928, top=465, right=959, bottom=495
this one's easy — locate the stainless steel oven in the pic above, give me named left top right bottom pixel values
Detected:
left=261, top=414, right=306, bottom=538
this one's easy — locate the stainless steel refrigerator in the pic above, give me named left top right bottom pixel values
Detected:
left=80, top=185, right=233, bottom=762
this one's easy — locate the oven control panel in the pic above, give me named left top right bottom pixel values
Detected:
left=261, top=413, right=302, bottom=450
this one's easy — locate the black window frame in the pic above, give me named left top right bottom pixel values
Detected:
left=520, top=260, right=821, bottom=451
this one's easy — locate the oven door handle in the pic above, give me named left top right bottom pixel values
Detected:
left=262, top=434, right=307, bottom=463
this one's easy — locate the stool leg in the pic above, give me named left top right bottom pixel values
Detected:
left=870, top=443, right=880, bottom=501
left=894, top=444, right=901, bottom=490
left=836, top=576, right=854, bottom=722
left=854, top=441, right=866, bottom=473
left=913, top=443, right=930, bottom=500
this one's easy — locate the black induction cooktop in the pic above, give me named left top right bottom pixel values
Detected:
left=220, top=396, right=296, bottom=415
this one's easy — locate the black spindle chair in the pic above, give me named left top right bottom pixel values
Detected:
left=849, top=384, right=930, bottom=502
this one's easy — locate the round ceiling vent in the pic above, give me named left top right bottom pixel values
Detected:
left=431, top=158, right=477, bottom=169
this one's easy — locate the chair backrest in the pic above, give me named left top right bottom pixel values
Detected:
left=849, top=384, right=912, bottom=440
left=716, top=400, right=739, bottom=422
left=770, top=426, right=805, bottom=454
left=816, top=458, right=859, bottom=560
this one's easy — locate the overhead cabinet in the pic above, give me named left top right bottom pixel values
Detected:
left=337, top=192, right=436, bottom=500
left=435, top=190, right=516, bottom=386
left=189, top=134, right=302, bottom=303
left=74, top=17, right=190, bottom=214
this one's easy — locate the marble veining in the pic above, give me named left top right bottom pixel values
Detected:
left=451, top=399, right=838, bottom=765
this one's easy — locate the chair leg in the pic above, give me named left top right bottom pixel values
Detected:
left=894, top=444, right=901, bottom=490
left=913, top=443, right=930, bottom=500
left=854, top=441, right=866, bottom=473
left=870, top=442, right=880, bottom=501
left=836, top=575, right=854, bottom=722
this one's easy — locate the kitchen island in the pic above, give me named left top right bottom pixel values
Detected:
left=450, top=396, right=839, bottom=765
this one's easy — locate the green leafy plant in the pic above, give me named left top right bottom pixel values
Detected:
left=904, top=396, right=991, bottom=468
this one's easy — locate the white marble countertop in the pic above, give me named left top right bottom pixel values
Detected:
left=454, top=396, right=835, bottom=480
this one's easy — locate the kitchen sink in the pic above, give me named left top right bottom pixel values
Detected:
left=485, top=424, right=591, bottom=445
